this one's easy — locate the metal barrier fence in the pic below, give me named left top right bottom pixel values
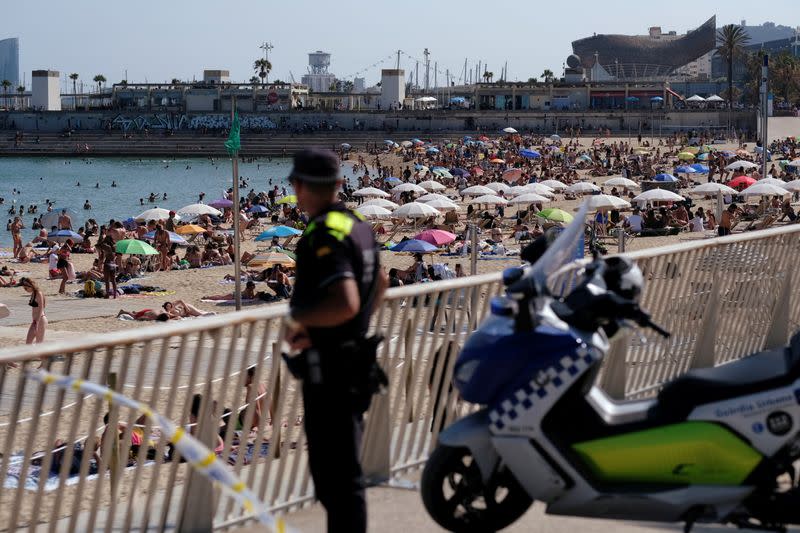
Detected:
left=0, top=224, right=798, bottom=531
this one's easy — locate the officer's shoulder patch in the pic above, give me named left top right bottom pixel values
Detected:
left=316, top=245, right=333, bottom=258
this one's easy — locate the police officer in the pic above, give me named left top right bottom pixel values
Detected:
left=285, top=148, right=387, bottom=533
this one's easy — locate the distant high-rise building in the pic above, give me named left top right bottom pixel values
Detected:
left=353, top=77, right=366, bottom=94
left=0, top=38, right=20, bottom=87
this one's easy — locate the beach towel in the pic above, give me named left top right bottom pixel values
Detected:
left=226, top=442, right=270, bottom=466
left=201, top=299, right=261, bottom=306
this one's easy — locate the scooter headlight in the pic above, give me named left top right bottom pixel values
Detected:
left=454, top=360, right=480, bottom=387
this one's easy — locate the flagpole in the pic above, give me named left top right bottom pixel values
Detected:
left=231, top=95, right=242, bottom=311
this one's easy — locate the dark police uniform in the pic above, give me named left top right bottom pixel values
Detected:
left=291, top=202, right=380, bottom=533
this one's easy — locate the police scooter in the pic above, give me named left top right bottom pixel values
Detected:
left=421, top=202, right=800, bottom=532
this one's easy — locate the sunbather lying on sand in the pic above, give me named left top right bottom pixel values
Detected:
left=116, top=309, right=171, bottom=321
left=162, top=300, right=215, bottom=318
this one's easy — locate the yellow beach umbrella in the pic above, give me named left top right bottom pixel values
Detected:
left=276, top=195, right=297, bottom=205
left=677, top=152, right=695, bottom=160
left=175, top=224, right=207, bottom=235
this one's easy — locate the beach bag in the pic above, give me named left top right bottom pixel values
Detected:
left=84, top=280, right=96, bottom=297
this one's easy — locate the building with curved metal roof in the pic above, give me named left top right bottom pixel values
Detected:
left=571, top=17, right=716, bottom=80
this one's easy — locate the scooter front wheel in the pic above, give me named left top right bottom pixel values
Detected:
left=421, top=444, right=533, bottom=532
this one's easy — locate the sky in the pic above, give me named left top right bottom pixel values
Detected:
left=3, top=0, right=798, bottom=91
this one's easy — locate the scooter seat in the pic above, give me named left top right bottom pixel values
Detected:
left=656, top=332, right=800, bottom=420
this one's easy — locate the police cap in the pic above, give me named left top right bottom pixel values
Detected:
left=288, top=148, right=341, bottom=185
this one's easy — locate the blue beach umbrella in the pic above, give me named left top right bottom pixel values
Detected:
left=697, top=153, right=710, bottom=161
left=48, top=229, right=83, bottom=244
left=675, top=165, right=697, bottom=174
left=650, top=96, right=664, bottom=102
left=690, top=164, right=709, bottom=174
left=255, top=226, right=303, bottom=241
left=385, top=177, right=401, bottom=184
left=520, top=149, right=541, bottom=159
left=427, top=147, right=440, bottom=154
left=248, top=205, right=269, bottom=214
left=653, top=173, right=678, bottom=182
left=390, top=239, right=439, bottom=253
left=143, top=231, right=187, bottom=245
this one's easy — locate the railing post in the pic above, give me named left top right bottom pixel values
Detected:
left=179, top=405, right=217, bottom=532
left=360, top=390, right=391, bottom=484
left=765, top=267, right=792, bottom=350
left=107, top=372, right=121, bottom=493
left=691, top=281, right=719, bottom=369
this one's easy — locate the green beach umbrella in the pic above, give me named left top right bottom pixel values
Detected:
left=536, top=208, right=574, bottom=223
left=116, top=239, right=158, bottom=255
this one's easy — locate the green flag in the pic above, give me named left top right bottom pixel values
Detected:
left=224, top=111, right=241, bottom=155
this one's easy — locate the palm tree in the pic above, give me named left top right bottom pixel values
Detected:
left=171, top=78, right=181, bottom=87
left=253, top=58, right=272, bottom=87
left=93, top=74, right=106, bottom=93
left=249, top=76, right=259, bottom=84
left=482, top=71, right=494, bottom=83
left=16, top=85, right=24, bottom=110
left=69, top=73, right=79, bottom=109
left=771, top=51, right=800, bottom=105
left=541, top=69, right=555, bottom=83
left=716, top=24, right=750, bottom=109
left=1, top=79, right=10, bottom=109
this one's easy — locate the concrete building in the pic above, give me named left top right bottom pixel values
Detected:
left=203, top=70, right=230, bottom=84
left=353, top=77, right=366, bottom=94
left=31, top=70, right=61, bottom=111
left=0, top=38, right=19, bottom=88
left=380, top=69, right=405, bottom=110
left=301, top=51, right=336, bottom=93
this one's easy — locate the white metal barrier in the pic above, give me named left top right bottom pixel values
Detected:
left=0, top=225, right=798, bottom=530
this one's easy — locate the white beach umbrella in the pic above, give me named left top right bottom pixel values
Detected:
left=740, top=183, right=790, bottom=197
left=135, top=207, right=176, bottom=222
left=392, top=183, right=427, bottom=194
left=353, top=187, right=390, bottom=198
left=502, top=127, right=518, bottom=134
left=706, top=94, right=724, bottom=102
left=508, top=193, right=551, bottom=205
left=726, top=160, right=758, bottom=171
left=781, top=179, right=800, bottom=192
left=566, top=182, right=601, bottom=194
left=177, top=204, right=222, bottom=217
left=485, top=182, right=511, bottom=194
left=689, top=183, right=738, bottom=196
left=787, top=159, right=800, bottom=169
left=359, top=198, right=399, bottom=210
left=356, top=205, right=393, bottom=219
left=417, top=180, right=447, bottom=191
left=632, top=189, right=685, bottom=203
left=583, top=194, right=631, bottom=210
left=469, top=194, right=508, bottom=205
left=424, top=198, right=459, bottom=211
left=604, top=177, right=640, bottom=189
left=460, top=185, right=496, bottom=197
left=394, top=202, right=441, bottom=218
left=539, top=179, right=568, bottom=191
left=686, top=94, right=706, bottom=102
left=417, top=193, right=452, bottom=203
left=510, top=184, right=554, bottom=197
left=757, top=177, right=788, bottom=187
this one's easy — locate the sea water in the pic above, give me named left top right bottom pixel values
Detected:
left=0, top=157, right=297, bottom=247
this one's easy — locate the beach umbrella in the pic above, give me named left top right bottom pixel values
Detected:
left=502, top=127, right=518, bottom=134
left=431, top=168, right=453, bottom=179
left=539, top=179, right=568, bottom=191
left=740, top=183, right=790, bottom=197
left=341, top=143, right=352, bottom=150
left=450, top=167, right=469, bottom=177
left=508, top=193, right=551, bottom=205
left=470, top=166, right=485, bottom=176
left=653, top=173, right=678, bottom=182
left=412, top=139, right=424, bottom=146
left=209, top=198, right=234, bottom=209
left=675, top=165, right=698, bottom=174
left=355, top=205, right=393, bottom=219
left=650, top=96, right=664, bottom=102
left=255, top=226, right=303, bottom=240
left=47, top=229, right=84, bottom=244
left=353, top=187, right=390, bottom=198
left=502, top=168, right=524, bottom=183
left=385, top=177, right=401, bottom=184
left=489, top=158, right=505, bottom=164
left=536, top=208, right=573, bottom=223
left=632, top=189, right=685, bottom=203
left=728, top=176, right=757, bottom=189
left=360, top=198, right=399, bottom=210
left=400, top=141, right=413, bottom=148
left=40, top=208, right=81, bottom=230
left=276, top=195, right=297, bottom=205
left=566, top=182, right=601, bottom=194
left=583, top=194, right=631, bottom=211
left=690, top=183, right=737, bottom=196
left=757, top=177, right=787, bottom=187
left=577, top=154, right=593, bottom=163
left=726, top=160, right=758, bottom=171
left=115, top=239, right=158, bottom=256
left=390, top=239, right=439, bottom=254
left=383, top=139, right=394, bottom=145
left=415, top=229, right=457, bottom=246
left=175, top=224, right=207, bottom=235
left=686, top=94, right=705, bottom=102
left=626, top=96, right=639, bottom=102
left=697, top=153, right=710, bottom=161
left=417, top=193, right=451, bottom=203
left=677, top=152, right=696, bottom=160
left=550, top=134, right=561, bottom=141
left=414, top=163, right=427, bottom=170
left=248, top=252, right=296, bottom=268
left=417, top=180, right=446, bottom=191
left=427, top=147, right=440, bottom=154
left=509, top=184, right=554, bottom=197
left=782, top=180, right=800, bottom=192
left=177, top=203, right=222, bottom=217
left=469, top=195, right=508, bottom=205
left=786, top=159, right=800, bottom=168
left=392, top=183, right=427, bottom=194
left=143, top=230, right=187, bottom=245
left=133, top=207, right=173, bottom=222
left=393, top=202, right=441, bottom=219
left=520, top=149, right=541, bottom=159
left=460, top=185, right=496, bottom=196
left=248, top=205, right=269, bottom=214
left=603, top=177, right=639, bottom=189
left=424, top=198, right=459, bottom=211
left=706, top=94, right=724, bottom=102
left=690, top=164, right=709, bottom=173
left=485, top=182, right=511, bottom=194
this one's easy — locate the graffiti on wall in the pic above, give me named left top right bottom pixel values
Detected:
left=109, top=113, right=277, bottom=131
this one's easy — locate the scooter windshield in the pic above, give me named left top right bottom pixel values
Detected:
left=529, top=201, right=589, bottom=295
